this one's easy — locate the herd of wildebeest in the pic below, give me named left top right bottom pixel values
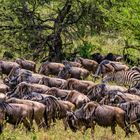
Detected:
left=0, top=54, right=140, bottom=138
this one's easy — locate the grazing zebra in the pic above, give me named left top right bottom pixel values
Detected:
left=102, top=70, right=140, bottom=88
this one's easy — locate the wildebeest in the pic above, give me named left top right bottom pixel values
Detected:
left=64, top=78, right=95, bottom=94
left=14, top=82, right=50, bottom=94
left=4, top=67, right=32, bottom=84
left=57, top=100, right=76, bottom=130
left=75, top=57, right=98, bottom=73
left=118, top=101, right=140, bottom=133
left=0, top=101, right=34, bottom=133
left=0, top=82, right=10, bottom=93
left=0, top=60, right=20, bottom=77
left=58, top=65, right=90, bottom=80
left=39, top=76, right=66, bottom=88
left=62, top=60, right=82, bottom=68
left=66, top=108, right=94, bottom=138
left=65, top=90, right=90, bottom=108
left=94, top=60, right=129, bottom=80
left=45, top=87, right=70, bottom=100
left=6, top=98, right=47, bottom=129
left=91, top=53, right=123, bottom=64
left=38, top=62, right=64, bottom=76
left=83, top=101, right=132, bottom=137
left=100, top=90, right=140, bottom=105
left=15, top=58, right=36, bottom=72
left=9, top=71, right=45, bottom=87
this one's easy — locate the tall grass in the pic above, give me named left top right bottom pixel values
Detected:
left=0, top=121, right=140, bottom=140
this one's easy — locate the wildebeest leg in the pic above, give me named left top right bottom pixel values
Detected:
left=23, top=118, right=32, bottom=131
left=35, top=117, right=46, bottom=130
left=0, top=124, right=3, bottom=134
left=134, top=122, right=140, bottom=134
left=111, top=123, right=116, bottom=135
left=90, top=124, right=95, bottom=140
left=116, top=118, right=132, bottom=136
left=81, top=126, right=86, bottom=140
left=62, top=118, right=68, bottom=130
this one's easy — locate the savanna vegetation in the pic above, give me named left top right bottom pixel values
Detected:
left=0, top=0, right=140, bottom=140
left=0, top=0, right=139, bottom=64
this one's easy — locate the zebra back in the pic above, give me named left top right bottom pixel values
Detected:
left=103, top=70, right=140, bottom=88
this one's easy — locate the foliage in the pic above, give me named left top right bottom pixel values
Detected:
left=0, top=0, right=139, bottom=65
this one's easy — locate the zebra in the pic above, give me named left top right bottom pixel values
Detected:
left=102, top=70, right=140, bottom=88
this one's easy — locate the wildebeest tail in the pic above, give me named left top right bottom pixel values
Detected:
left=43, top=108, right=49, bottom=128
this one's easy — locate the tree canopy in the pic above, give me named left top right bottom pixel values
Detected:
left=0, top=0, right=139, bottom=64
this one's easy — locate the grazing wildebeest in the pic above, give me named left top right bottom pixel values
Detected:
left=66, top=109, right=94, bottom=138
left=15, top=58, right=36, bottom=72
left=65, top=90, right=90, bottom=108
left=75, top=57, right=98, bottom=73
left=0, top=60, right=20, bottom=77
left=64, top=78, right=95, bottom=94
left=100, top=90, right=140, bottom=105
left=83, top=101, right=132, bottom=137
left=62, top=60, right=82, bottom=68
left=94, top=60, right=129, bottom=80
left=91, top=53, right=123, bottom=64
left=39, top=76, right=66, bottom=89
left=9, top=71, right=45, bottom=87
left=58, top=65, right=90, bottom=80
left=38, top=62, right=64, bottom=76
left=10, top=82, right=50, bottom=95
left=45, top=87, right=70, bottom=100
left=6, top=98, right=47, bottom=129
left=118, top=101, right=140, bottom=133
left=4, top=67, right=32, bottom=84
left=0, top=101, right=34, bottom=133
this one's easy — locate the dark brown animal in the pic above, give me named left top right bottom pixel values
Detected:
left=62, top=60, right=82, bottom=68
left=94, top=60, right=129, bottom=79
left=64, top=78, right=95, bottom=94
left=0, top=60, right=20, bottom=76
left=0, top=102, right=34, bottom=133
left=9, top=71, right=45, bottom=87
left=38, top=62, right=64, bottom=76
left=76, top=57, right=98, bottom=73
left=39, top=76, right=66, bottom=88
left=45, top=87, right=70, bottom=99
left=6, top=98, right=47, bottom=129
left=65, top=90, right=90, bottom=108
left=15, top=58, right=36, bottom=72
left=83, top=101, right=132, bottom=137
left=118, top=101, right=140, bottom=134
left=58, top=66, right=90, bottom=80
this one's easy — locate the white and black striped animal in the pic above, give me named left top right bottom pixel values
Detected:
left=102, top=70, right=140, bottom=88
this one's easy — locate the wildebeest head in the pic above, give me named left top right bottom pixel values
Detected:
left=58, top=64, right=71, bottom=79
left=87, top=83, right=107, bottom=101
left=66, top=111, right=78, bottom=132
left=83, top=102, right=98, bottom=120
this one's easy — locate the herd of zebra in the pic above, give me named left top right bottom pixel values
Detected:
left=0, top=57, right=140, bottom=138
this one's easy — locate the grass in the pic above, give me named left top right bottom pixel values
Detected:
left=0, top=120, right=140, bottom=140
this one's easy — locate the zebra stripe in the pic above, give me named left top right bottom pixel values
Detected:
left=103, top=70, right=140, bottom=88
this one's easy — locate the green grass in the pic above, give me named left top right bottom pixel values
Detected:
left=0, top=120, right=140, bottom=140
